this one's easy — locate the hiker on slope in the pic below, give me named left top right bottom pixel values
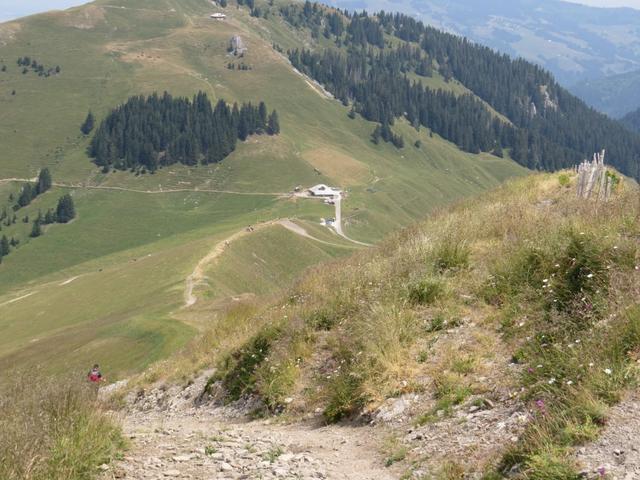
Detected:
left=87, top=364, right=105, bottom=383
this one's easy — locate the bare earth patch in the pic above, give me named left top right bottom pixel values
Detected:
left=59, top=5, right=106, bottom=30
left=0, top=23, right=21, bottom=46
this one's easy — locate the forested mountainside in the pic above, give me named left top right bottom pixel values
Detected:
left=89, top=92, right=280, bottom=172
left=328, top=0, right=640, bottom=116
left=282, top=5, right=640, bottom=180
left=622, top=108, right=640, bottom=134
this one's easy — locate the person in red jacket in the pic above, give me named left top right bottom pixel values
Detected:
left=87, top=364, right=104, bottom=383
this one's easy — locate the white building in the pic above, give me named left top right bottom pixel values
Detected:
left=308, top=184, right=341, bottom=197
left=210, top=12, right=227, bottom=19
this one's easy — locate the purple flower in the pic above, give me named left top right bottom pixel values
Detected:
left=597, top=466, right=606, bottom=477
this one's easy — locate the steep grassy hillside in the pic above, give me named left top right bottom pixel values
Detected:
left=193, top=171, right=640, bottom=478
left=0, top=0, right=527, bottom=377
left=330, top=0, right=640, bottom=89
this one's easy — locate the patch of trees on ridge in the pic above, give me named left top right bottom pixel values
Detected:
left=281, top=3, right=640, bottom=180
left=13, top=168, right=52, bottom=210
left=1, top=169, right=75, bottom=264
left=16, top=57, right=61, bottom=77
left=89, top=92, right=280, bottom=173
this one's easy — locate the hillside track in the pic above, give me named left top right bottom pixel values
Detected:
left=0, top=178, right=286, bottom=197
left=184, top=219, right=357, bottom=307
left=333, top=195, right=372, bottom=247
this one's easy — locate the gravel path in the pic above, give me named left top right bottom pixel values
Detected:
left=100, top=373, right=397, bottom=480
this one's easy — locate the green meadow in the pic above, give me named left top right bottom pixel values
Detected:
left=0, top=0, right=528, bottom=377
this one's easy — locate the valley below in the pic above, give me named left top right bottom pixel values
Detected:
left=1, top=1, right=640, bottom=479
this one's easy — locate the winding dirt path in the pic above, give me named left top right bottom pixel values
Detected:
left=183, top=220, right=355, bottom=307
left=184, top=221, right=278, bottom=307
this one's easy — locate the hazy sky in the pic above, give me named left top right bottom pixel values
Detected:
left=0, top=0, right=87, bottom=21
left=565, top=0, right=640, bottom=6
left=1, top=0, right=640, bottom=22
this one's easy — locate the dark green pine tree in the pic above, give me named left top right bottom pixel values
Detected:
left=81, top=110, right=95, bottom=135
left=36, top=168, right=52, bottom=195
left=17, top=183, right=34, bottom=208
left=371, top=125, right=381, bottom=144
left=0, top=235, right=9, bottom=256
left=267, top=110, right=280, bottom=135
left=44, top=209, right=55, bottom=224
left=56, top=194, right=76, bottom=223
left=30, top=221, right=42, bottom=238
left=258, top=102, right=268, bottom=132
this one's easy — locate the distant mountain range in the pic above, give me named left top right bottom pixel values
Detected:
left=330, top=0, right=640, bottom=116
left=572, top=69, right=640, bottom=118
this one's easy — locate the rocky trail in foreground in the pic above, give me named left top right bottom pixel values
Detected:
left=99, top=373, right=397, bottom=480
left=98, top=366, right=640, bottom=479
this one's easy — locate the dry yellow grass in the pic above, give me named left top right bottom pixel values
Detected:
left=0, top=372, right=123, bottom=480
left=302, top=147, right=370, bottom=186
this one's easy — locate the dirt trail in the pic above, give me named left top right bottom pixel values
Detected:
left=184, top=221, right=278, bottom=307
left=184, top=220, right=353, bottom=307
left=0, top=292, right=36, bottom=308
left=0, top=177, right=285, bottom=197
left=279, top=219, right=355, bottom=248
left=101, top=374, right=397, bottom=480
left=333, top=195, right=372, bottom=247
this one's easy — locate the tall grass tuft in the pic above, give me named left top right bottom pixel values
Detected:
left=0, top=372, right=123, bottom=480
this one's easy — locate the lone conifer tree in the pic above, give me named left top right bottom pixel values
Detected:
left=36, top=168, right=52, bottom=194
left=267, top=110, right=280, bottom=135
left=0, top=235, right=9, bottom=256
left=30, top=221, right=42, bottom=238
left=17, top=183, right=34, bottom=207
left=56, top=194, right=76, bottom=223
left=81, top=111, right=95, bottom=135
left=258, top=102, right=268, bottom=131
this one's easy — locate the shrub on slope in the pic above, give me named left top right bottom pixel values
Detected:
left=0, top=373, right=124, bottom=480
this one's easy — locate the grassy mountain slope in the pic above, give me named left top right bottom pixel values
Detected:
left=0, top=0, right=527, bottom=376
left=192, top=170, right=640, bottom=478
